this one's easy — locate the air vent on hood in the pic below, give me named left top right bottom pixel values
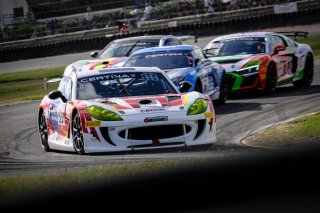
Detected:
left=139, top=100, right=152, bottom=105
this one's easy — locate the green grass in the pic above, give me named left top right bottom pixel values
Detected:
left=289, top=112, right=320, bottom=138
left=0, top=67, right=63, bottom=104
left=297, top=35, right=320, bottom=57
left=0, top=80, right=59, bottom=105
left=0, top=160, right=183, bottom=199
left=0, top=67, right=64, bottom=83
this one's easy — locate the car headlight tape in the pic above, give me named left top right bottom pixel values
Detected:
left=187, top=99, right=208, bottom=115
left=86, top=105, right=122, bottom=121
left=237, top=65, right=259, bottom=75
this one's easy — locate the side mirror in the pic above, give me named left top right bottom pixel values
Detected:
left=48, top=90, right=68, bottom=103
left=90, top=51, right=99, bottom=58
left=179, top=81, right=192, bottom=93
left=273, top=45, right=286, bottom=55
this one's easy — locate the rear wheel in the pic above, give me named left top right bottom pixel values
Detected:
left=265, top=63, right=277, bottom=94
left=72, top=112, right=85, bottom=155
left=215, top=72, right=228, bottom=105
left=38, top=111, right=50, bottom=152
left=293, top=53, right=313, bottom=87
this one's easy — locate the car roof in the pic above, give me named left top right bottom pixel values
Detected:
left=129, top=45, right=195, bottom=55
left=75, top=67, right=164, bottom=78
left=213, top=32, right=275, bottom=41
left=113, top=35, right=175, bottom=43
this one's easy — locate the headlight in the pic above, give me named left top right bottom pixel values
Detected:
left=187, top=99, right=208, bottom=115
left=237, top=65, right=259, bottom=75
left=86, top=105, right=123, bottom=121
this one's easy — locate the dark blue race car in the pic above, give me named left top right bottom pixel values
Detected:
left=122, top=45, right=228, bottom=104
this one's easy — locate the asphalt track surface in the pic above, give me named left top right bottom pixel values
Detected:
left=0, top=31, right=320, bottom=176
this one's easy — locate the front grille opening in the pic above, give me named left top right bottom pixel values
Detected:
left=185, top=125, right=192, bottom=134
left=242, top=73, right=258, bottom=87
left=194, top=119, right=206, bottom=140
left=128, top=125, right=184, bottom=140
left=118, top=130, right=125, bottom=138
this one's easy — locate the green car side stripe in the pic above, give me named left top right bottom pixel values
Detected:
left=277, top=70, right=304, bottom=85
left=277, top=76, right=294, bottom=85
left=228, top=72, right=244, bottom=90
left=296, top=69, right=304, bottom=79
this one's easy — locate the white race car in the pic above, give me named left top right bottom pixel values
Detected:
left=39, top=67, right=216, bottom=154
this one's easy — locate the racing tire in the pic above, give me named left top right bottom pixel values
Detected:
left=72, top=112, right=85, bottom=155
left=38, top=111, right=50, bottom=152
left=264, top=63, right=277, bottom=94
left=215, top=72, right=228, bottom=105
left=293, top=53, right=314, bottom=87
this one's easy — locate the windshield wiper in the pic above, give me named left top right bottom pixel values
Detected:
left=124, top=40, right=140, bottom=56
left=111, top=74, right=130, bottom=96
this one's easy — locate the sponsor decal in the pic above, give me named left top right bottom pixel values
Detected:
left=144, top=116, right=168, bottom=123
left=79, top=73, right=135, bottom=83
left=204, top=112, right=214, bottom=119
left=145, top=53, right=184, bottom=58
left=85, top=120, right=101, bottom=128
left=141, top=108, right=166, bottom=113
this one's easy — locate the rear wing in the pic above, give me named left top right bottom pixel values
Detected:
left=44, top=77, right=62, bottom=90
left=276, top=31, right=308, bottom=41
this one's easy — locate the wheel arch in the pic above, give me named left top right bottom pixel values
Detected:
left=268, top=60, right=277, bottom=80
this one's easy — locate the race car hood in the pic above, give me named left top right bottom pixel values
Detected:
left=80, top=92, right=206, bottom=116
left=89, top=57, right=127, bottom=70
left=66, top=58, right=127, bottom=74
left=163, top=67, right=195, bottom=79
left=209, top=54, right=258, bottom=72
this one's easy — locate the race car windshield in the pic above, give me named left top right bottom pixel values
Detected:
left=209, top=37, right=266, bottom=56
left=99, top=40, right=159, bottom=58
left=76, top=72, right=177, bottom=100
left=123, top=50, right=193, bottom=70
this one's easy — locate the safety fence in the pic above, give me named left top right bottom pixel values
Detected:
left=0, top=0, right=319, bottom=62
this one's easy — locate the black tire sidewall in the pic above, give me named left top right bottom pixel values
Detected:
left=72, top=113, right=85, bottom=155
left=39, top=112, right=50, bottom=152
left=265, top=63, right=276, bottom=94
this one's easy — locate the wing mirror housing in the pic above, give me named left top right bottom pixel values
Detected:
left=273, top=45, right=286, bottom=55
left=194, top=58, right=200, bottom=66
left=179, top=81, right=192, bottom=93
left=90, top=51, right=99, bottom=58
left=48, top=90, right=68, bottom=103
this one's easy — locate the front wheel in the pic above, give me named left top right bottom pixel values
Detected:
left=72, top=112, right=85, bottom=155
left=293, top=53, right=314, bottom=87
left=215, top=72, right=228, bottom=105
left=38, top=111, right=50, bottom=152
left=264, top=63, right=277, bottom=94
